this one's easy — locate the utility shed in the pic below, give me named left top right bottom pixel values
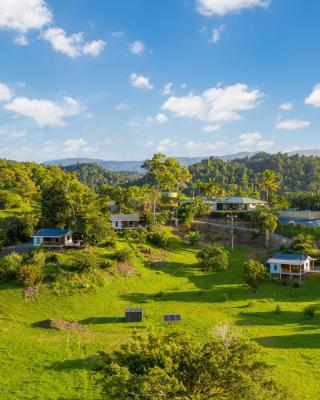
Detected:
left=125, top=308, right=143, bottom=322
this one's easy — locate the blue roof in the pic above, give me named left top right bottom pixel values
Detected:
left=32, top=228, right=70, bottom=237
left=271, top=252, right=309, bottom=261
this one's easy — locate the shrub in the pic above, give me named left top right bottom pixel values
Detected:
left=304, top=306, right=315, bottom=319
left=197, top=244, right=229, bottom=272
left=243, top=259, right=268, bottom=291
left=275, top=304, right=281, bottom=314
left=17, top=263, right=43, bottom=287
left=293, top=281, right=302, bottom=289
left=222, top=293, right=229, bottom=302
left=101, top=236, right=117, bottom=248
left=72, top=253, right=99, bottom=273
left=147, top=230, right=169, bottom=249
left=0, top=252, right=22, bottom=281
left=99, top=259, right=115, bottom=270
left=188, top=230, right=201, bottom=246
left=114, top=248, right=133, bottom=262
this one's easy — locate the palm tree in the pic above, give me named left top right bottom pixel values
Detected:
left=259, top=170, right=280, bottom=202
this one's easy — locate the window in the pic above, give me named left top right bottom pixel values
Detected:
left=274, top=264, right=278, bottom=271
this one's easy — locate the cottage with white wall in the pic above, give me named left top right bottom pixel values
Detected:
left=31, top=228, right=72, bottom=247
left=110, top=213, right=140, bottom=230
left=267, top=253, right=315, bottom=280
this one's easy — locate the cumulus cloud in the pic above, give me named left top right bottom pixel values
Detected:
left=305, top=84, right=320, bottom=108
left=237, top=132, right=274, bottom=151
left=276, top=119, right=311, bottom=130
left=0, top=82, right=12, bottom=101
left=155, top=138, right=178, bottom=153
left=129, top=40, right=145, bottom=55
left=279, top=102, right=293, bottom=111
left=63, top=138, right=86, bottom=153
left=82, top=39, right=106, bottom=56
left=212, top=25, right=225, bottom=43
left=130, top=73, right=153, bottom=90
left=185, top=140, right=226, bottom=156
left=0, top=125, right=26, bottom=142
left=0, top=0, right=52, bottom=33
left=114, top=102, right=130, bottom=110
left=163, top=83, right=263, bottom=122
left=197, top=0, right=270, bottom=16
left=162, top=82, right=173, bottom=96
left=14, top=33, right=29, bottom=46
left=4, top=96, right=84, bottom=126
left=155, top=113, right=168, bottom=124
left=41, top=27, right=105, bottom=57
left=201, top=124, right=221, bottom=132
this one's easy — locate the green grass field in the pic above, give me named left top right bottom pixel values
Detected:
left=1, top=229, right=320, bottom=399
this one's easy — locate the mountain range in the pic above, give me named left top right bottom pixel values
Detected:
left=45, top=149, right=320, bottom=173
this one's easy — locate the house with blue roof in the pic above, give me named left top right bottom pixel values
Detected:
left=31, top=228, right=73, bottom=248
left=267, top=252, right=316, bottom=280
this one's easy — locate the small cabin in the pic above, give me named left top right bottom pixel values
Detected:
left=31, top=228, right=72, bottom=248
left=110, top=213, right=140, bottom=230
left=267, top=252, right=316, bottom=280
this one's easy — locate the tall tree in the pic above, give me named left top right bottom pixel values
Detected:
left=258, top=170, right=280, bottom=202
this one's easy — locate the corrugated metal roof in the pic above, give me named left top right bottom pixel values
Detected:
left=32, top=228, right=70, bottom=237
left=110, top=213, right=140, bottom=222
left=270, top=253, right=309, bottom=261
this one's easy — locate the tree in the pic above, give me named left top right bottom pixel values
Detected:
left=97, top=329, right=286, bottom=400
left=0, top=252, right=22, bottom=281
left=259, top=170, right=280, bottom=202
left=291, top=233, right=316, bottom=254
left=188, top=230, right=201, bottom=246
left=244, top=259, right=268, bottom=291
left=142, top=154, right=191, bottom=225
left=197, top=244, right=229, bottom=271
left=252, top=207, right=277, bottom=248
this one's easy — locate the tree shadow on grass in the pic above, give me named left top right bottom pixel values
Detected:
left=46, top=355, right=99, bottom=371
left=236, top=310, right=320, bottom=327
left=255, top=333, right=320, bottom=349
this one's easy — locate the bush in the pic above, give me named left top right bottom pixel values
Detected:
left=0, top=252, right=22, bottom=281
left=72, top=252, right=99, bottom=273
left=275, top=304, right=281, bottom=314
left=188, top=230, right=201, bottom=246
left=293, top=281, right=302, bottom=289
left=114, top=248, right=133, bottom=262
left=99, top=259, right=115, bottom=270
left=147, top=230, right=169, bottom=249
left=197, top=244, right=229, bottom=272
left=304, top=306, right=315, bottom=319
left=17, top=263, right=43, bottom=287
left=243, top=259, right=268, bottom=291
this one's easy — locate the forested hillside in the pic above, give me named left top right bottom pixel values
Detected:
left=63, top=163, right=141, bottom=190
left=189, top=152, right=320, bottom=193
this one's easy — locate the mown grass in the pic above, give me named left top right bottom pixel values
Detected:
left=1, top=229, right=320, bottom=399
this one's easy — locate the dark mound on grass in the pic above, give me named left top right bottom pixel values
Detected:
left=37, top=319, right=84, bottom=331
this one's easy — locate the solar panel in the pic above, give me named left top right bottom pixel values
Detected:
left=163, top=314, right=181, bottom=322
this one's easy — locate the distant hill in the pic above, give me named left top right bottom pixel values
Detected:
left=45, top=152, right=256, bottom=173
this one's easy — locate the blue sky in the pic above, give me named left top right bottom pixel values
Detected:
left=0, top=0, right=320, bottom=161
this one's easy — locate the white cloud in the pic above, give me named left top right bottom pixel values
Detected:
left=0, top=125, right=26, bottom=142
left=162, top=82, right=173, bottom=95
left=212, top=25, right=225, bottom=43
left=181, top=83, right=187, bottom=88
left=156, top=138, right=178, bottom=153
left=41, top=27, right=105, bottom=58
left=111, top=31, right=124, bottom=38
left=276, top=119, right=311, bottom=130
left=14, top=33, right=29, bottom=46
left=4, top=96, right=84, bottom=126
left=163, top=83, right=263, bottom=122
left=201, top=124, right=221, bottom=132
left=82, top=39, right=106, bottom=56
left=63, top=138, right=87, bottom=153
left=185, top=140, right=226, bottom=155
left=0, top=0, right=52, bottom=33
left=237, top=132, right=274, bottom=151
left=197, top=0, right=270, bottom=16
left=305, top=84, right=320, bottom=108
left=155, top=113, right=168, bottom=124
left=279, top=102, right=293, bottom=111
left=114, top=102, right=129, bottom=110
left=129, top=40, right=145, bottom=55
left=130, top=73, right=153, bottom=90
left=0, top=82, right=12, bottom=101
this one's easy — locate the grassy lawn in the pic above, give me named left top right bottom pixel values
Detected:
left=1, top=229, right=320, bottom=399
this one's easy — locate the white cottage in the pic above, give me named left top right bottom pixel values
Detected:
left=212, top=197, right=267, bottom=211
left=267, top=253, right=315, bottom=280
left=31, top=228, right=72, bottom=247
left=110, top=213, right=140, bottom=230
